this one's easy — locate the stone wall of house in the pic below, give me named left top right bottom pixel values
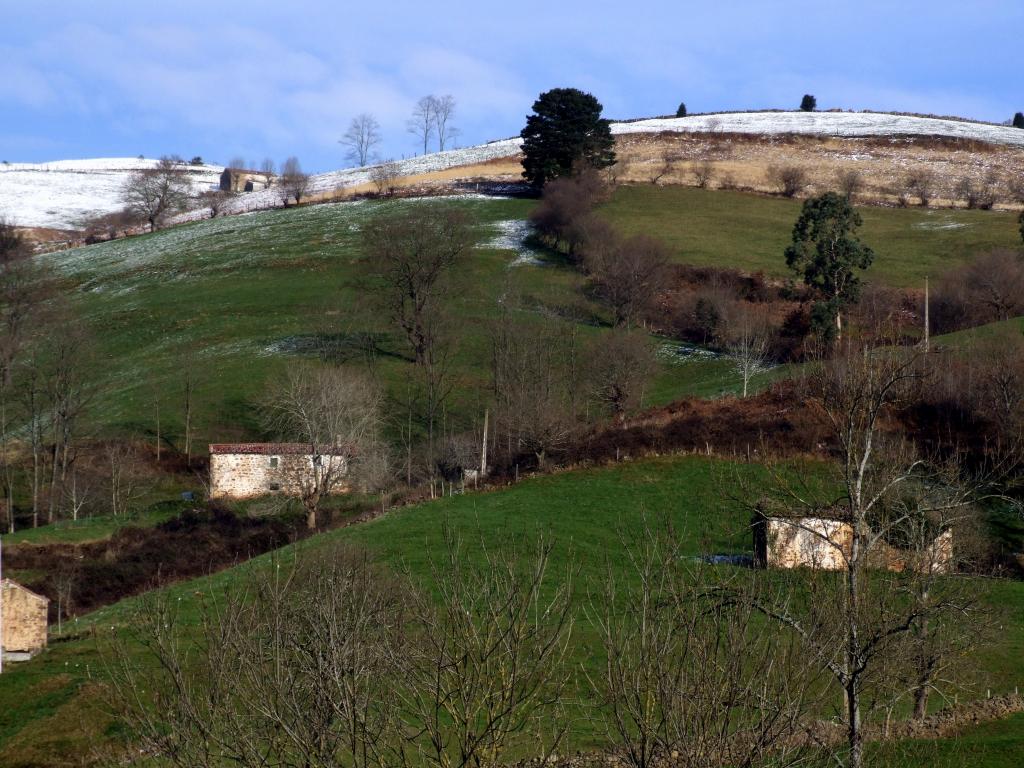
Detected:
left=219, top=170, right=273, bottom=193
left=764, top=517, right=853, bottom=571
left=1, top=580, right=48, bottom=653
left=210, top=453, right=348, bottom=499
left=755, top=517, right=954, bottom=574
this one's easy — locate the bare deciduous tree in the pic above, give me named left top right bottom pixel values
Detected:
left=491, top=314, right=582, bottom=467
left=0, top=221, right=49, bottom=532
left=107, top=543, right=407, bottom=768
left=262, top=364, right=386, bottom=529
left=431, top=94, right=457, bottom=152
left=107, top=442, right=148, bottom=518
left=905, top=168, right=937, bottom=207
left=837, top=168, right=864, bottom=200
left=726, top=310, right=773, bottom=398
left=360, top=207, right=472, bottom=367
left=279, top=156, right=311, bottom=207
left=961, top=249, right=1024, bottom=322
left=408, top=96, right=436, bottom=155
left=108, top=534, right=572, bottom=768
left=586, top=329, right=656, bottom=416
left=746, top=348, right=991, bottom=768
left=369, top=160, right=402, bottom=197
left=649, top=148, right=680, bottom=185
left=589, top=520, right=821, bottom=768
left=341, top=113, right=383, bottom=167
left=693, top=160, right=715, bottom=189
left=397, top=527, right=572, bottom=768
left=200, top=189, right=232, bottom=218
left=955, top=172, right=998, bottom=210
left=122, top=156, right=193, bottom=231
left=585, top=234, right=668, bottom=327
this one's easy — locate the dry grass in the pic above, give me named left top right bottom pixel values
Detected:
left=610, top=132, right=1024, bottom=209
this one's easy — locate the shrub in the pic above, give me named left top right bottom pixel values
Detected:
left=693, top=160, right=715, bottom=189
left=836, top=168, right=863, bottom=199
left=767, top=164, right=808, bottom=197
left=905, top=168, right=937, bottom=207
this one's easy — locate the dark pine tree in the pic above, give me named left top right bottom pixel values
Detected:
left=520, top=88, right=616, bottom=187
left=800, top=94, right=817, bottom=112
left=1013, top=112, right=1024, bottom=129
left=676, top=102, right=687, bottom=117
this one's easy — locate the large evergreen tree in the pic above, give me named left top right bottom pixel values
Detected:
left=784, top=192, right=874, bottom=342
left=520, top=88, right=616, bottom=187
left=1013, top=112, right=1024, bottom=129
left=800, top=94, right=817, bottom=112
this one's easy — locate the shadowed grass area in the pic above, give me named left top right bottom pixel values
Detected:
left=599, top=185, right=1022, bottom=288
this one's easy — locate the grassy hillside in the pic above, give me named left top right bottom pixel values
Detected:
left=599, top=186, right=1022, bottom=288
left=48, top=185, right=1021, bottom=455
left=1, top=453, right=1022, bottom=765
left=47, top=194, right=775, bottom=452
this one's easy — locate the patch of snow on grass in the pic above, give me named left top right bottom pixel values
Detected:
left=483, top=220, right=544, bottom=267
left=657, top=342, right=721, bottom=364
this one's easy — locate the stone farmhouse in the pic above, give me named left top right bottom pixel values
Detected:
left=753, top=514, right=954, bottom=574
left=1, top=579, right=49, bottom=661
left=219, top=168, right=274, bottom=193
left=209, top=443, right=350, bottom=499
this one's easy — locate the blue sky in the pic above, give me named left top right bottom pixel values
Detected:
left=1, top=0, right=1022, bottom=171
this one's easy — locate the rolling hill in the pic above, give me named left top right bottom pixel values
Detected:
left=5, top=110, right=1024, bottom=234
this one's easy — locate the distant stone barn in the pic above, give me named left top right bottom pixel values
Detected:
left=219, top=168, right=274, bottom=193
left=208, top=443, right=350, bottom=499
left=1, top=579, right=49, bottom=661
left=752, top=512, right=954, bottom=574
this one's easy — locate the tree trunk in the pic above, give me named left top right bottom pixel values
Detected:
left=846, top=678, right=862, bottom=768
left=913, top=684, right=930, bottom=721
left=306, top=506, right=317, bottom=530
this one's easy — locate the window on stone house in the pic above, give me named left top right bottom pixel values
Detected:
left=269, top=482, right=280, bottom=491
left=269, top=456, right=279, bottom=468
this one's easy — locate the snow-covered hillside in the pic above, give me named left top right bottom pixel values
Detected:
left=5, top=111, right=1024, bottom=231
left=0, top=158, right=222, bottom=230
left=611, top=111, right=1024, bottom=146
left=198, top=111, right=1024, bottom=222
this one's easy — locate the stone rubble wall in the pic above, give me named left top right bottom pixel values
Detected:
left=210, top=453, right=348, bottom=499
left=1, top=581, right=48, bottom=653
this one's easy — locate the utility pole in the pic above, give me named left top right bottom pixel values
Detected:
left=480, top=408, right=489, bottom=478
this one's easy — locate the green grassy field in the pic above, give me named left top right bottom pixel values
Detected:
left=599, top=186, right=1023, bottom=288
left=1, top=453, right=1022, bottom=765
left=47, top=185, right=1021, bottom=454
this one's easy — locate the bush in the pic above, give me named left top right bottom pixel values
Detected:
left=836, top=168, right=863, bottom=199
left=905, top=168, right=937, bottom=207
left=528, top=169, right=611, bottom=261
left=767, top=164, right=808, bottom=197
left=693, top=160, right=715, bottom=189
left=932, top=249, right=1024, bottom=333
